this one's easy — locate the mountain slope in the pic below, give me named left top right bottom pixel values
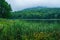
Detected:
left=12, top=7, right=60, bottom=19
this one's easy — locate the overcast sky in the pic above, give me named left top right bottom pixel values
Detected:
left=6, top=0, right=60, bottom=11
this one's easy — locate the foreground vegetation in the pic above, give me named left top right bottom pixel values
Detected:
left=0, top=19, right=60, bottom=40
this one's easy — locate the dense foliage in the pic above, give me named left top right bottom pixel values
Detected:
left=0, top=19, right=60, bottom=40
left=12, top=7, right=60, bottom=19
left=0, top=0, right=11, bottom=18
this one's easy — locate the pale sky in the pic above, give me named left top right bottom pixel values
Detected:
left=6, top=0, right=60, bottom=11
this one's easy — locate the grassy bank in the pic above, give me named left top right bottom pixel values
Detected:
left=0, top=19, right=60, bottom=40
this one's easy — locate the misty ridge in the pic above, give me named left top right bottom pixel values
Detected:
left=0, top=0, right=60, bottom=19
left=6, top=0, right=60, bottom=11
left=11, top=6, right=60, bottom=19
left=4, top=0, right=60, bottom=19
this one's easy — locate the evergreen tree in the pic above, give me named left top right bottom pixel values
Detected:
left=0, top=0, right=12, bottom=18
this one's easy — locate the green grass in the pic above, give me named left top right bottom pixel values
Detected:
left=0, top=18, right=60, bottom=40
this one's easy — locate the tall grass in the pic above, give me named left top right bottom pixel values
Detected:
left=0, top=19, right=60, bottom=40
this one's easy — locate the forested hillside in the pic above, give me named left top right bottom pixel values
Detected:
left=12, top=7, right=60, bottom=19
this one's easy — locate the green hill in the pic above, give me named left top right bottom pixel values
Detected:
left=12, top=7, right=60, bottom=19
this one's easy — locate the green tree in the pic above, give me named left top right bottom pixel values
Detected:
left=0, top=0, right=12, bottom=18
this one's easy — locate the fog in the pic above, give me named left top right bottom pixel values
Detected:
left=6, top=0, right=60, bottom=11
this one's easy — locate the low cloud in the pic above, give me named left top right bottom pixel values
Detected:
left=6, top=0, right=60, bottom=11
